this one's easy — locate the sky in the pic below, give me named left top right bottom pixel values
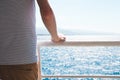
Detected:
left=35, top=0, right=120, bottom=35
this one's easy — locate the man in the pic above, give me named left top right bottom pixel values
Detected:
left=0, top=0, right=65, bottom=80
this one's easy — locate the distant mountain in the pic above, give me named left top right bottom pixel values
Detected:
left=36, top=27, right=119, bottom=35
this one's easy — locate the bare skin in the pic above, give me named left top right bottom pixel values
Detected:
left=37, top=0, right=65, bottom=43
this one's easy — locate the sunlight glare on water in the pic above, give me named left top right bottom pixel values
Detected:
left=40, top=46, right=120, bottom=80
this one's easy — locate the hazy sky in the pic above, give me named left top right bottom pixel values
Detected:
left=36, top=0, right=120, bottom=34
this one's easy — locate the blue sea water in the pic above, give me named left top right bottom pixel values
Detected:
left=39, top=46, right=120, bottom=80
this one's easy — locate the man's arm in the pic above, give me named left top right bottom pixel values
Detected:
left=37, top=0, right=65, bottom=42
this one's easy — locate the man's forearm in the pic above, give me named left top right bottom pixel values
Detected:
left=37, top=0, right=58, bottom=39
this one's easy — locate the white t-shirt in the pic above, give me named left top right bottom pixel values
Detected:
left=0, top=0, right=37, bottom=65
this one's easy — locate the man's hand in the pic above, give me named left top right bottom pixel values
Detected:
left=51, top=34, right=66, bottom=43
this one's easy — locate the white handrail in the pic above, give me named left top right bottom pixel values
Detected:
left=38, top=41, right=120, bottom=47
left=38, top=35, right=120, bottom=46
left=37, top=36, right=120, bottom=79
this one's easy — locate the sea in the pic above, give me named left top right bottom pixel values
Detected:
left=39, top=46, right=120, bottom=80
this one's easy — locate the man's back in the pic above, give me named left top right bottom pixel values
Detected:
left=0, top=0, right=37, bottom=65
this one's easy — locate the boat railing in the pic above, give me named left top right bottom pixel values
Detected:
left=37, top=36, right=120, bottom=79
